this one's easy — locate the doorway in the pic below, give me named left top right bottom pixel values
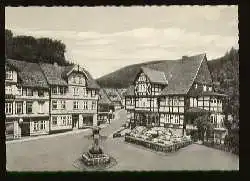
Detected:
left=21, top=121, right=30, bottom=136
left=72, top=114, right=79, bottom=129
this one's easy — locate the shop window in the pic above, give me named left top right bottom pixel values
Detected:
left=52, top=116, right=57, bottom=125
left=34, top=121, right=39, bottom=131
left=62, top=116, right=66, bottom=125
left=40, top=121, right=46, bottom=130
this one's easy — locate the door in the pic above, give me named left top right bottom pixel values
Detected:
left=72, top=114, right=79, bottom=128
left=21, top=122, right=30, bottom=136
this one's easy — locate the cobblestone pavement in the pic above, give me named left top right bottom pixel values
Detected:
left=6, top=109, right=239, bottom=171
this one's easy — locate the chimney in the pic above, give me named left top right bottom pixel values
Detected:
left=182, top=56, right=189, bottom=62
left=53, top=62, right=58, bottom=67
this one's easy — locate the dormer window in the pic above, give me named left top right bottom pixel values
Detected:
left=194, top=84, right=198, bottom=89
left=203, top=85, right=207, bottom=92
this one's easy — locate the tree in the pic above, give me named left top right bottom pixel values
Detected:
left=194, top=114, right=214, bottom=142
left=5, top=29, right=70, bottom=65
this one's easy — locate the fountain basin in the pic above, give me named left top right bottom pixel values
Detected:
left=82, top=152, right=111, bottom=166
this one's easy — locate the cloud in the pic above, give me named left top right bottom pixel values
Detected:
left=8, top=26, right=238, bottom=78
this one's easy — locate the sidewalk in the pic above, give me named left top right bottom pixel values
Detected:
left=6, top=123, right=109, bottom=144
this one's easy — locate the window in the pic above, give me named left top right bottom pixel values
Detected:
left=52, top=100, right=57, bottom=110
left=37, top=90, right=44, bottom=97
left=91, top=90, right=96, bottom=97
left=81, top=77, right=86, bottom=86
left=62, top=116, right=66, bottom=125
left=61, top=101, right=66, bottom=109
left=38, top=102, right=44, bottom=113
left=73, top=101, right=79, bottom=109
left=73, top=87, right=79, bottom=96
left=67, top=116, right=72, bottom=125
left=34, top=121, right=39, bottom=131
left=203, top=85, right=207, bottom=92
left=27, top=88, right=33, bottom=96
left=72, top=75, right=76, bottom=83
left=6, top=71, right=13, bottom=80
left=17, top=87, right=22, bottom=96
left=52, top=87, right=58, bottom=95
left=22, top=88, right=27, bottom=96
left=173, top=98, right=179, bottom=106
left=52, top=116, right=57, bottom=125
left=15, top=102, right=23, bottom=114
left=59, top=87, right=66, bottom=95
left=40, top=121, right=46, bottom=130
left=83, top=88, right=87, bottom=96
left=26, top=102, right=33, bottom=114
left=92, top=101, right=96, bottom=110
left=5, top=102, right=13, bottom=114
left=83, top=101, right=88, bottom=109
left=5, top=86, right=12, bottom=95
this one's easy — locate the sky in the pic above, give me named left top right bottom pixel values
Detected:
left=5, top=6, right=238, bottom=79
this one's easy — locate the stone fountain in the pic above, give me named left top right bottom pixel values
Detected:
left=73, top=126, right=117, bottom=170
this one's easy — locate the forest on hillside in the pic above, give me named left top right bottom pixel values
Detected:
left=5, top=29, right=72, bottom=65
left=208, top=47, right=239, bottom=125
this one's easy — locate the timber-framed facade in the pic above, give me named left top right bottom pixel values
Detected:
left=125, top=54, right=227, bottom=138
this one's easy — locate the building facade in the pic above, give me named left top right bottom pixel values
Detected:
left=97, top=89, right=115, bottom=124
left=104, top=88, right=123, bottom=110
left=5, top=60, right=50, bottom=140
left=125, top=54, right=227, bottom=138
left=5, top=59, right=100, bottom=139
left=40, top=63, right=100, bottom=132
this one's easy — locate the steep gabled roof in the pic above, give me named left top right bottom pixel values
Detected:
left=161, top=54, right=206, bottom=95
left=124, top=53, right=206, bottom=96
left=141, top=67, right=168, bottom=85
left=39, top=63, right=100, bottom=89
left=39, top=63, right=68, bottom=86
left=6, top=59, right=49, bottom=88
left=99, top=89, right=112, bottom=105
left=104, top=88, right=121, bottom=102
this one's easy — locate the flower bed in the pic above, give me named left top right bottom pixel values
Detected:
left=125, top=135, right=192, bottom=153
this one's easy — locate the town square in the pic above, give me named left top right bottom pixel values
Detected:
left=5, top=6, right=239, bottom=171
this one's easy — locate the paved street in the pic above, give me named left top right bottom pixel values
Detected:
left=6, top=109, right=239, bottom=171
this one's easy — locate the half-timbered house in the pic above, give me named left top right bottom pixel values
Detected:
left=40, top=62, right=100, bottom=132
left=125, top=54, right=227, bottom=138
left=5, top=59, right=50, bottom=139
left=97, top=89, right=115, bottom=124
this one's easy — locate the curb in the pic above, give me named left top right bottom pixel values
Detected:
left=6, top=124, right=109, bottom=144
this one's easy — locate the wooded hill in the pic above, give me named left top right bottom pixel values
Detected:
left=96, top=48, right=239, bottom=122
left=5, top=29, right=73, bottom=66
